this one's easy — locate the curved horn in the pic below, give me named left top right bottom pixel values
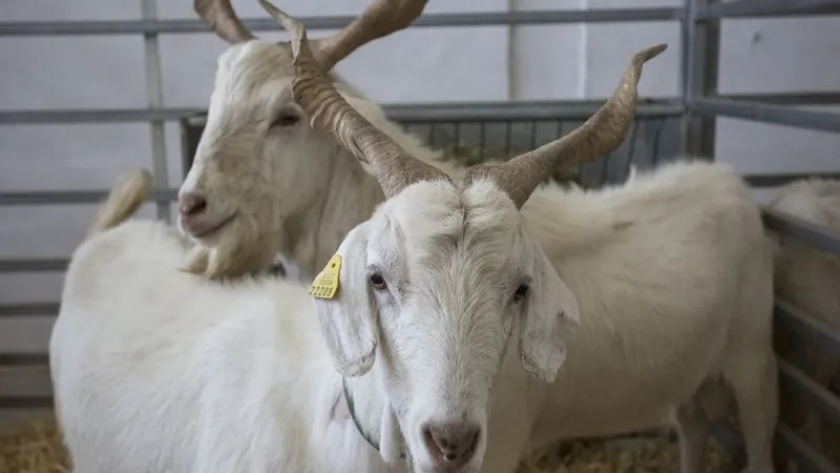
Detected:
left=259, top=0, right=449, bottom=198
left=195, top=0, right=256, bottom=44
left=310, top=0, right=429, bottom=71
left=464, top=44, right=668, bottom=209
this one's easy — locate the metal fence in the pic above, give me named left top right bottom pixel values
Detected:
left=3, top=0, right=840, bottom=472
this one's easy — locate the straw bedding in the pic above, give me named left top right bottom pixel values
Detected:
left=0, top=416, right=68, bottom=473
left=0, top=415, right=736, bottom=473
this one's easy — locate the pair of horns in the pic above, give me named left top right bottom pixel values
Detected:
left=251, top=0, right=667, bottom=206
left=195, top=0, right=429, bottom=72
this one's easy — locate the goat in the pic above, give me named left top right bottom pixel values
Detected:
left=50, top=169, right=543, bottom=473
left=49, top=9, right=680, bottom=473
left=178, top=1, right=778, bottom=472
left=177, top=0, right=444, bottom=280
left=767, top=178, right=840, bottom=455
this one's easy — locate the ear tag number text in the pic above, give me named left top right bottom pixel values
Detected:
left=309, top=254, right=341, bottom=300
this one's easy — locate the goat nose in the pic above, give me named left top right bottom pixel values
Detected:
left=178, top=193, right=207, bottom=218
left=422, top=422, right=480, bottom=468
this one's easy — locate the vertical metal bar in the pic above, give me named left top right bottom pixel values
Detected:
left=681, top=0, right=720, bottom=160
left=479, top=122, right=486, bottom=160
left=505, top=121, right=512, bottom=156
left=600, top=153, right=611, bottom=185
left=623, top=121, right=640, bottom=181
left=142, top=0, right=171, bottom=222
left=529, top=120, right=538, bottom=150
left=651, top=118, right=665, bottom=167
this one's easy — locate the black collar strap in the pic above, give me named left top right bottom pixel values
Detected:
left=341, top=378, right=406, bottom=460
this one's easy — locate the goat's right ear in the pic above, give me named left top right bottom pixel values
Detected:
left=311, top=222, right=377, bottom=377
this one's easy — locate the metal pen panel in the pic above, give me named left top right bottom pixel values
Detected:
left=693, top=97, right=840, bottom=133
left=0, top=8, right=683, bottom=37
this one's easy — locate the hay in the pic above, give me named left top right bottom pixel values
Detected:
left=0, top=417, right=69, bottom=473
left=521, top=433, right=736, bottom=473
left=0, top=416, right=737, bottom=473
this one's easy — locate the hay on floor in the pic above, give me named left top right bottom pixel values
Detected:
left=522, top=434, right=735, bottom=473
left=0, top=417, right=69, bottom=473
left=0, top=416, right=738, bottom=473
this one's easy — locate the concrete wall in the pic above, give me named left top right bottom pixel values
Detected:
left=0, top=0, right=838, bottom=355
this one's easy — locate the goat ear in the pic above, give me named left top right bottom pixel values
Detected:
left=312, top=222, right=377, bottom=377
left=518, top=241, right=580, bottom=384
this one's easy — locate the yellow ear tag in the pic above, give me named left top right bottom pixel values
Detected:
left=309, top=254, right=341, bottom=299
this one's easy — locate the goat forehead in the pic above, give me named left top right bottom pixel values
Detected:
left=217, top=41, right=295, bottom=101
left=378, top=180, right=521, bottom=268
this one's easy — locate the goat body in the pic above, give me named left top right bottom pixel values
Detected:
left=521, top=161, right=777, bottom=473
left=768, top=178, right=840, bottom=455
left=51, top=218, right=541, bottom=473
left=53, top=160, right=777, bottom=473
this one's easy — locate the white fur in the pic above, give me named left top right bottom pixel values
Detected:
left=176, top=38, right=777, bottom=473
left=51, top=180, right=566, bottom=473
left=54, top=158, right=777, bottom=473
left=767, top=178, right=840, bottom=451
left=523, top=161, right=778, bottom=473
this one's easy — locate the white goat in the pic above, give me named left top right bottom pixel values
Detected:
left=177, top=1, right=778, bottom=472
left=178, top=0, right=443, bottom=280
left=53, top=7, right=776, bottom=473
left=51, top=171, right=544, bottom=473
left=767, top=178, right=840, bottom=452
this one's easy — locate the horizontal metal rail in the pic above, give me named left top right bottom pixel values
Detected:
left=762, top=207, right=840, bottom=257
left=2, top=175, right=836, bottom=209
left=0, top=396, right=54, bottom=409
left=0, top=303, right=59, bottom=317
left=724, top=91, right=840, bottom=106
left=0, top=100, right=684, bottom=126
left=4, top=94, right=836, bottom=126
left=778, top=358, right=840, bottom=426
left=0, top=189, right=177, bottom=205
left=774, top=423, right=840, bottom=473
left=383, top=100, right=683, bottom=123
left=0, top=8, right=682, bottom=37
left=0, top=259, right=68, bottom=272
left=6, top=94, right=838, bottom=127
left=692, top=97, right=840, bottom=133
left=0, top=107, right=203, bottom=125
left=698, top=0, right=840, bottom=19
left=744, top=173, right=840, bottom=188
left=0, top=354, right=49, bottom=366
left=775, top=298, right=840, bottom=359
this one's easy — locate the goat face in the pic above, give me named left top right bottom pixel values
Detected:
left=177, top=41, right=340, bottom=278
left=314, top=179, right=581, bottom=473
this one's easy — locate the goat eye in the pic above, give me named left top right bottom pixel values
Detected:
left=369, top=273, right=387, bottom=291
left=513, top=283, right=529, bottom=302
left=270, top=112, right=300, bottom=128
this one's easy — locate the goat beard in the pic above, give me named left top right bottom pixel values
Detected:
left=180, top=214, right=280, bottom=281
left=379, top=400, right=402, bottom=464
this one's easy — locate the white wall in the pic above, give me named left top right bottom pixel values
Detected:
left=0, top=0, right=839, bottom=341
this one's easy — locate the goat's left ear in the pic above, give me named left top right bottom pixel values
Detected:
left=311, top=222, right=378, bottom=378
left=518, top=241, right=580, bottom=384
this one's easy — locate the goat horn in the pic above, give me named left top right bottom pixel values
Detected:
left=260, top=0, right=450, bottom=198
left=311, top=0, right=429, bottom=71
left=464, top=43, right=668, bottom=209
left=195, top=0, right=256, bottom=44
